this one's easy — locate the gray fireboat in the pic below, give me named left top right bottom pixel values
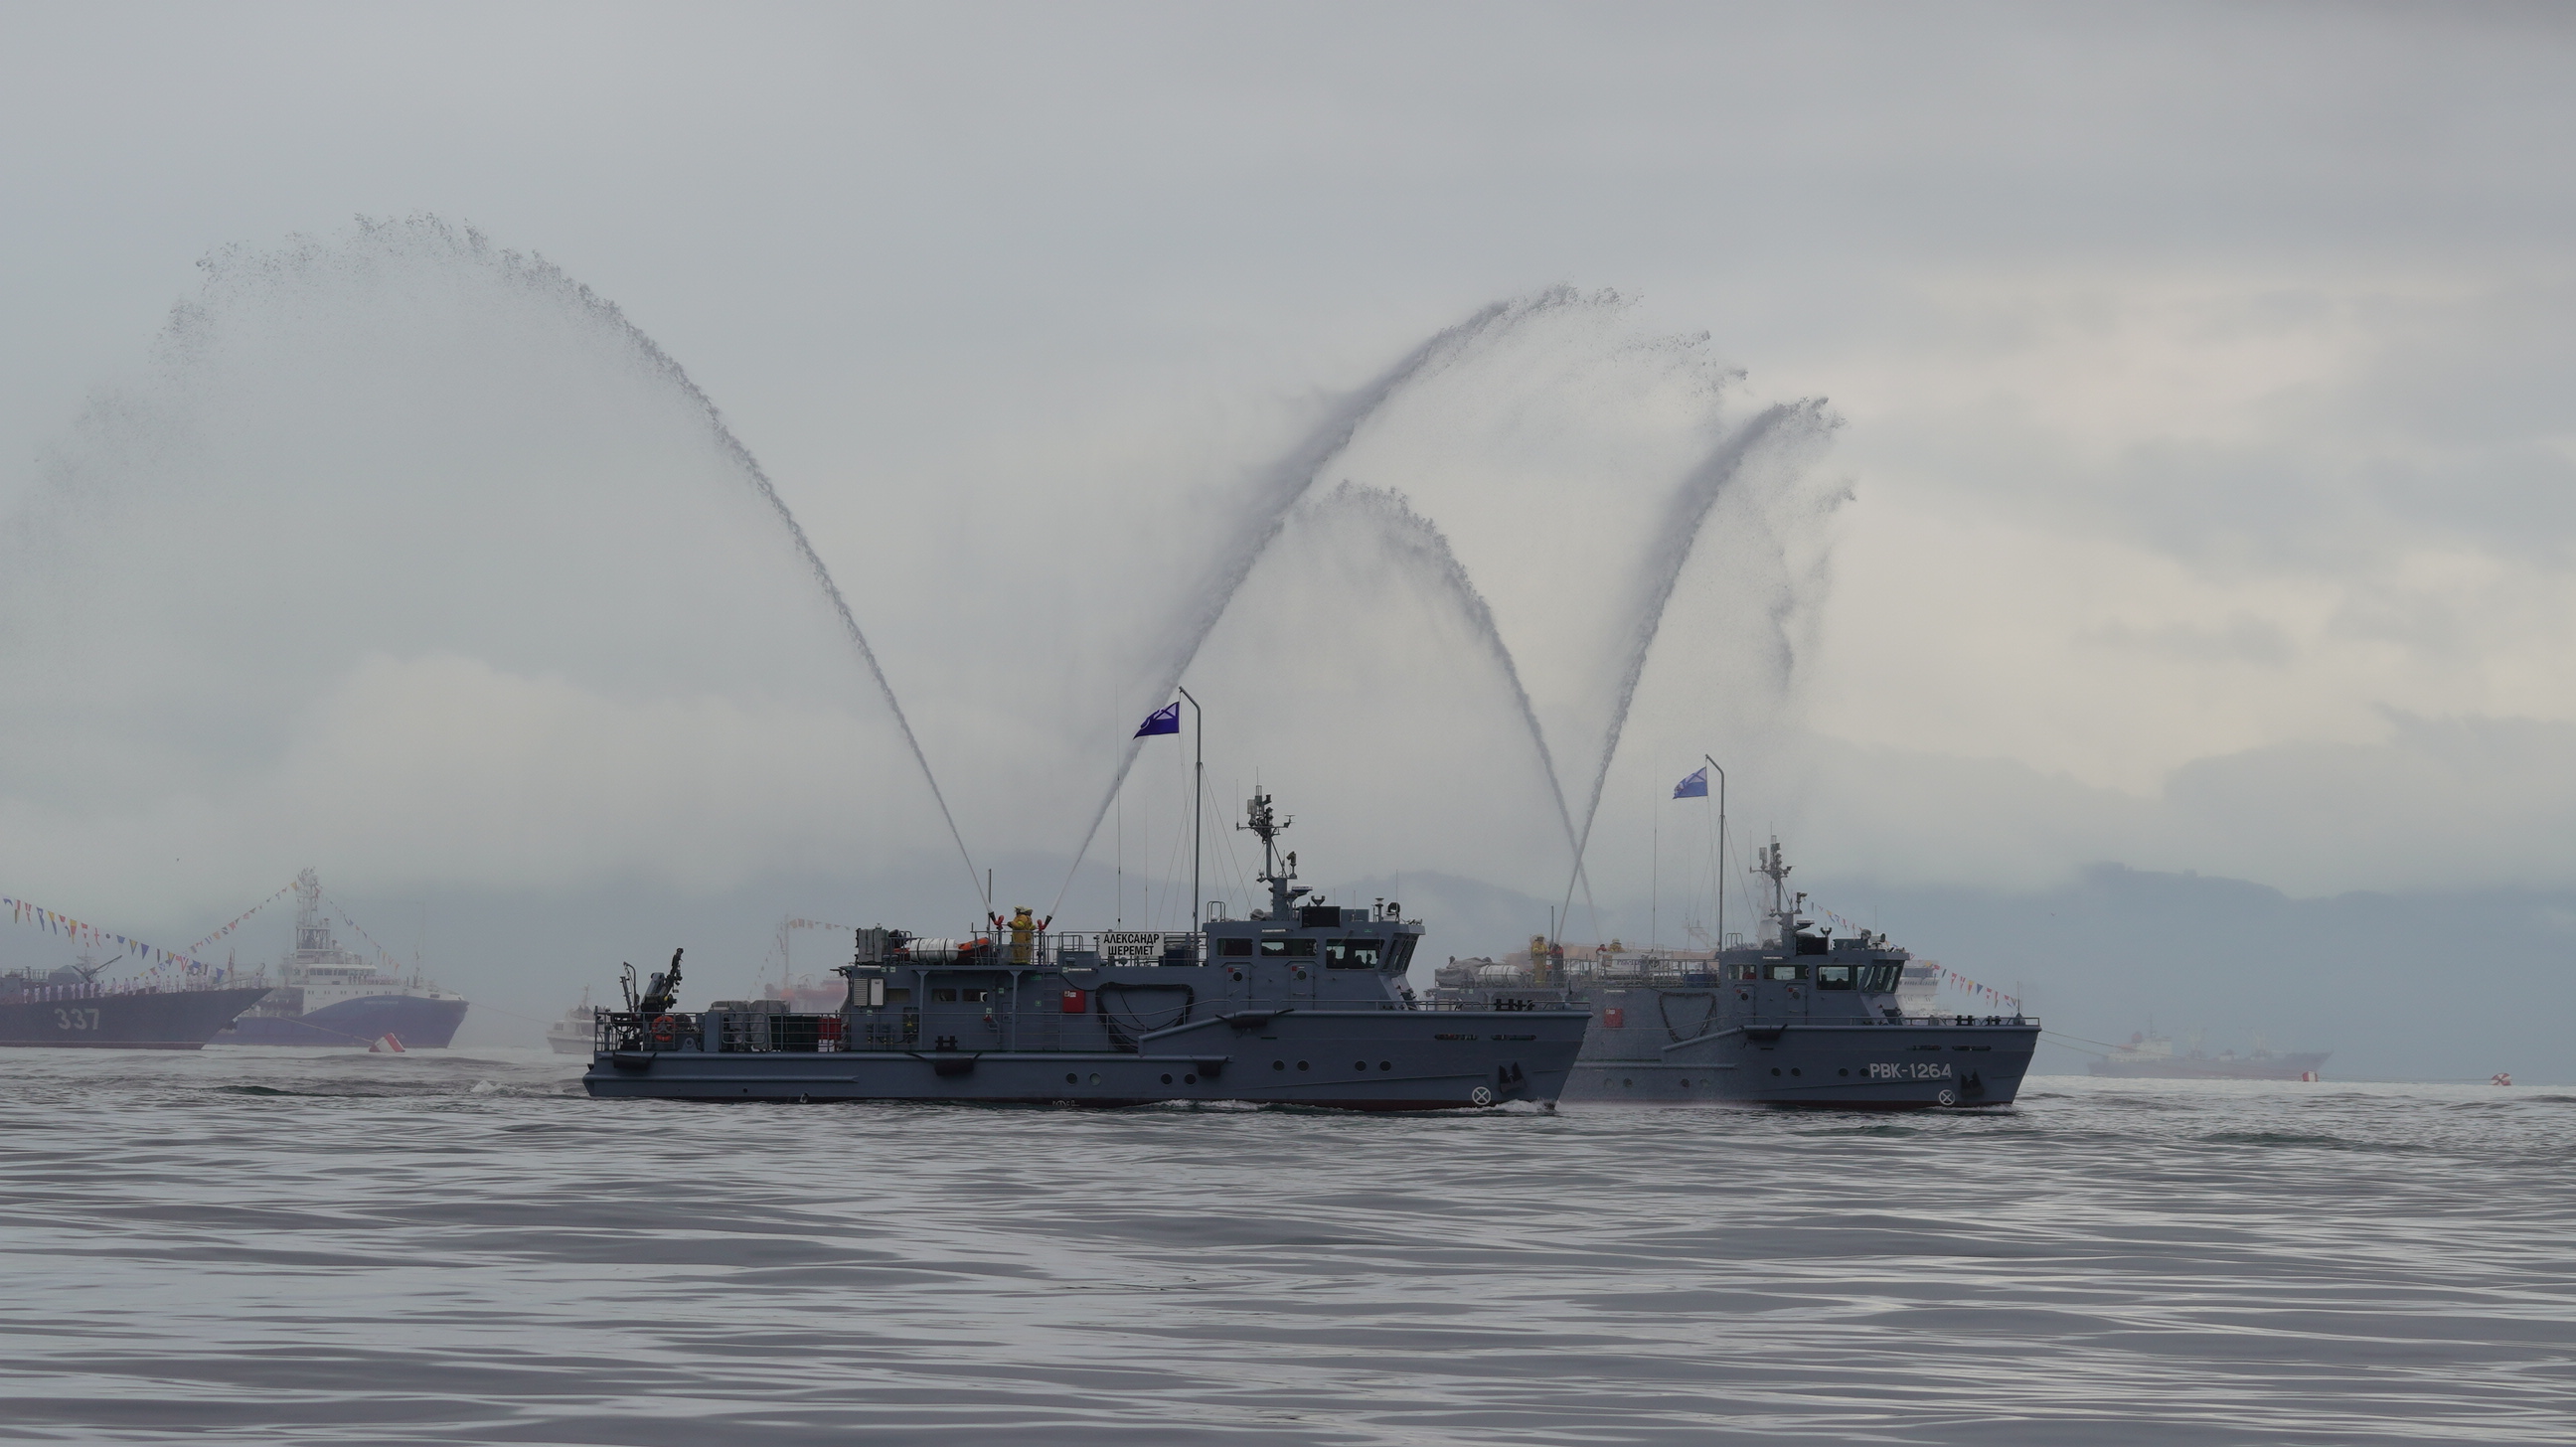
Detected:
left=581, top=790, right=1588, bottom=1109
left=1431, top=838, right=2038, bottom=1108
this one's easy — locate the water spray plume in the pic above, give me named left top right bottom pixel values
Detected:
left=1555, top=400, right=1837, bottom=937
left=430, top=221, right=984, bottom=898
left=24, top=216, right=983, bottom=899
left=1049, top=289, right=1578, bottom=911
left=1315, top=482, right=1596, bottom=912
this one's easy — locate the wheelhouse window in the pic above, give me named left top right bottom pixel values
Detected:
left=1386, top=935, right=1417, bottom=971
left=1858, top=962, right=1902, bottom=993
left=1766, top=963, right=1806, bottom=982
left=1259, top=937, right=1317, bottom=958
left=1816, top=965, right=1854, bottom=991
left=1218, top=938, right=1253, bottom=958
left=1325, top=938, right=1383, bottom=969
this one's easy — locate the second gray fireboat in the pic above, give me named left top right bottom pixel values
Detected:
left=581, top=790, right=1588, bottom=1110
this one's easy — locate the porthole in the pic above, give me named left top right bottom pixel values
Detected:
left=1378, top=1061, right=1391, bottom=1070
left=1791, top=1068, right=1802, bottom=1076
left=1353, top=1060, right=1367, bottom=1071
left=1064, top=1072, right=1078, bottom=1085
left=1679, top=1079, right=1690, bottom=1087
left=1297, top=1060, right=1310, bottom=1071
left=1273, top=1060, right=1285, bottom=1070
left=1088, top=1072, right=1102, bottom=1085
left=1838, top=1067, right=1849, bottom=1077
left=1184, top=1073, right=1198, bottom=1084
left=1161, top=1073, right=1174, bottom=1085
left=1770, top=1067, right=1781, bottom=1076
left=1622, top=1077, right=1634, bottom=1087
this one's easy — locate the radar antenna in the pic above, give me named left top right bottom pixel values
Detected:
left=1240, top=789, right=1309, bottom=918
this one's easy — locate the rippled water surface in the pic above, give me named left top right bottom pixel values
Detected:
left=3, top=1050, right=2571, bottom=1445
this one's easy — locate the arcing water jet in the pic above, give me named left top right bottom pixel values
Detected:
left=1051, top=289, right=1579, bottom=906
left=1557, top=400, right=1839, bottom=927
left=1311, top=481, right=1592, bottom=909
left=12, top=216, right=985, bottom=900
left=490, top=231, right=985, bottom=896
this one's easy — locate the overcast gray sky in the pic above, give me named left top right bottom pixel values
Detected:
left=5, top=3, right=2574, bottom=978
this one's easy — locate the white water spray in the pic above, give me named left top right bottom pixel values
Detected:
left=1050, top=289, right=1579, bottom=907
left=9, top=216, right=984, bottom=898
left=1555, top=400, right=1838, bottom=927
left=478, top=231, right=984, bottom=896
left=1311, top=482, right=1593, bottom=907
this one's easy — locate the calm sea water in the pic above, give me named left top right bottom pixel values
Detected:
left=2, top=1049, right=2570, bottom=1446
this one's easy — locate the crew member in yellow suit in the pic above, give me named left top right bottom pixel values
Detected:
left=990, top=905, right=1052, bottom=965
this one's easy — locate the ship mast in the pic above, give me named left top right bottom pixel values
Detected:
left=1752, top=838, right=1806, bottom=945
left=1241, top=789, right=1307, bottom=918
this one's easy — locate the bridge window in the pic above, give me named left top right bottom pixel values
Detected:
left=1816, top=965, right=1854, bottom=991
left=931, top=988, right=958, bottom=1002
left=1766, top=963, right=1806, bottom=982
left=1325, top=939, right=1383, bottom=969
left=1859, top=962, right=1902, bottom=993
left=1259, top=938, right=1317, bottom=958
left=1387, top=936, right=1417, bottom=971
left=1218, top=938, right=1253, bottom=958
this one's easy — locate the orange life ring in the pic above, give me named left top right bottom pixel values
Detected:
left=650, top=1014, right=678, bottom=1045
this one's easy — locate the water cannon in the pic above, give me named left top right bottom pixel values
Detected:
left=637, top=948, right=685, bottom=1015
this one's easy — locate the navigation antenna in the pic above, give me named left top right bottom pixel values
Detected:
left=1753, top=838, right=1805, bottom=941
left=1240, top=789, right=1309, bottom=918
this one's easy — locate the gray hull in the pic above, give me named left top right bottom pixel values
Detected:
left=584, top=1008, right=1587, bottom=1110
left=1567, top=1017, right=2038, bottom=1108
left=0, top=986, right=272, bottom=1049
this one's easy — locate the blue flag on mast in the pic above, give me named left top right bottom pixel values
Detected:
left=1134, top=703, right=1182, bottom=737
left=1672, top=765, right=1708, bottom=799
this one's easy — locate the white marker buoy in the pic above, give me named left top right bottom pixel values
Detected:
left=369, top=1033, right=406, bottom=1053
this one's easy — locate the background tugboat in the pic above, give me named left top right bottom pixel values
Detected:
left=213, top=871, right=469, bottom=1047
left=1433, top=837, right=2039, bottom=1108
left=545, top=988, right=600, bottom=1054
left=582, top=790, right=1590, bottom=1109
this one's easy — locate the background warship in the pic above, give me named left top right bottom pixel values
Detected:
left=0, top=951, right=271, bottom=1048
left=583, top=790, right=1588, bottom=1109
left=1432, top=838, right=2038, bottom=1107
left=2086, top=1029, right=2328, bottom=1080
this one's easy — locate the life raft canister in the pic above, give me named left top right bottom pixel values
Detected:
left=1060, top=988, right=1086, bottom=1014
left=1602, top=1008, right=1625, bottom=1029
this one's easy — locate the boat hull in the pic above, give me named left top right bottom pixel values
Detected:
left=0, top=986, right=273, bottom=1049
left=214, top=993, right=469, bottom=1047
left=1566, top=1018, right=2040, bottom=1108
left=582, top=1009, right=1588, bottom=1110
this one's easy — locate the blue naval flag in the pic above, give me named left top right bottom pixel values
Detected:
left=1672, top=766, right=1709, bottom=799
left=1134, top=702, right=1183, bottom=737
